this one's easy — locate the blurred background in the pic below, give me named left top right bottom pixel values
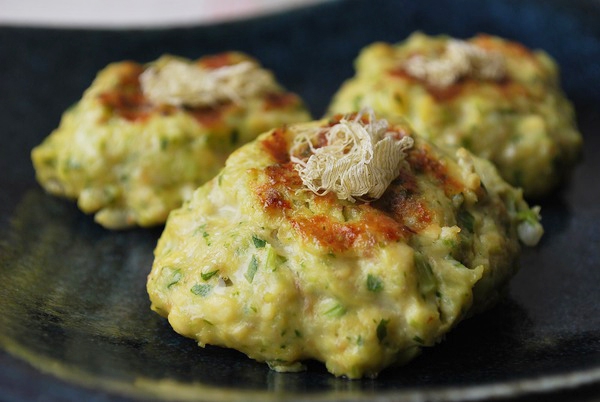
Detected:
left=0, top=0, right=331, bottom=27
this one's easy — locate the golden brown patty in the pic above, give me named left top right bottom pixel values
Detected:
left=147, top=111, right=542, bottom=378
left=328, top=32, right=582, bottom=198
left=31, top=52, right=311, bottom=229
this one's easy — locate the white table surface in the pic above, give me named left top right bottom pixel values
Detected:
left=0, top=0, right=330, bottom=28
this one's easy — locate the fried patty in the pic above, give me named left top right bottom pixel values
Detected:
left=147, top=111, right=542, bottom=378
left=328, top=32, right=582, bottom=198
left=31, top=52, right=311, bottom=229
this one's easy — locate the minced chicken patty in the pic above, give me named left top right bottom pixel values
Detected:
left=31, top=52, right=311, bottom=229
left=328, top=32, right=582, bottom=198
left=147, top=111, right=542, bottom=379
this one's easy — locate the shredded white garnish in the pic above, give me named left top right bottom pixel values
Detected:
left=290, top=109, right=414, bottom=202
left=404, top=39, right=506, bottom=87
left=140, top=56, right=280, bottom=107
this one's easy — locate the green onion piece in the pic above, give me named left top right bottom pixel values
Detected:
left=201, top=270, right=219, bottom=281
left=266, top=246, right=287, bottom=271
left=195, top=224, right=211, bottom=245
left=252, top=236, right=267, bottom=248
left=367, top=274, right=384, bottom=293
left=457, top=209, right=475, bottom=232
left=245, top=255, right=259, bottom=283
left=160, top=137, right=169, bottom=150
left=414, top=252, right=436, bottom=295
left=167, top=269, right=182, bottom=289
left=377, top=319, right=389, bottom=342
left=324, top=303, right=346, bottom=317
left=191, top=284, right=212, bottom=297
left=517, top=209, right=540, bottom=224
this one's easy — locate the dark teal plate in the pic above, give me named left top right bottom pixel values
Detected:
left=1, top=0, right=600, bottom=400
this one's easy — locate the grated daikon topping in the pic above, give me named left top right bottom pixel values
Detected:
left=140, top=56, right=280, bottom=107
left=290, top=109, right=414, bottom=202
left=404, top=39, right=506, bottom=87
